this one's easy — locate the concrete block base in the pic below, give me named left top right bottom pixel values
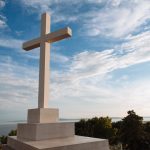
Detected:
left=27, top=108, right=59, bottom=123
left=17, top=122, right=74, bottom=140
left=7, top=136, right=110, bottom=150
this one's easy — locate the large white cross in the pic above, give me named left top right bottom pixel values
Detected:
left=23, top=13, right=72, bottom=108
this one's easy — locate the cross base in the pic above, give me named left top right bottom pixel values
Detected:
left=27, top=108, right=59, bottom=123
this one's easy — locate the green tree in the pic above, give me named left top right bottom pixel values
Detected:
left=120, top=110, right=150, bottom=150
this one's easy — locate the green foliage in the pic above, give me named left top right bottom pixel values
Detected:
left=0, top=135, right=7, bottom=144
left=75, top=117, right=115, bottom=143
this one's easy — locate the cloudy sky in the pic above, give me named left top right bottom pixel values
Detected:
left=0, top=0, right=150, bottom=122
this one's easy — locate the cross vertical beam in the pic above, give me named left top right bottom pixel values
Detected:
left=22, top=13, right=72, bottom=109
left=38, top=13, right=50, bottom=108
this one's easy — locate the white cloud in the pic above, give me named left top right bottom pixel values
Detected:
left=81, top=0, right=150, bottom=38
left=0, top=1, right=7, bottom=29
left=65, top=30, right=150, bottom=81
left=0, top=0, right=5, bottom=9
left=0, top=19, right=6, bottom=28
left=18, top=0, right=150, bottom=38
left=0, top=56, right=38, bottom=110
left=19, top=0, right=52, bottom=14
left=18, top=0, right=102, bottom=13
left=18, top=0, right=80, bottom=23
left=0, top=15, right=7, bottom=29
left=0, top=38, right=23, bottom=49
left=17, top=0, right=104, bottom=24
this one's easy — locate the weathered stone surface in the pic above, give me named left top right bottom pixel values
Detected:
left=8, top=136, right=110, bottom=150
left=17, top=122, right=74, bottom=141
left=27, top=108, right=59, bottom=123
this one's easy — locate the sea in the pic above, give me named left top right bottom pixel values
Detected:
left=0, top=117, right=150, bottom=136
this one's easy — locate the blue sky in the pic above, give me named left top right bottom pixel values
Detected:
left=0, top=0, right=150, bottom=122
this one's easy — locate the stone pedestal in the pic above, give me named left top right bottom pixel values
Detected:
left=27, top=108, right=59, bottom=123
left=5, top=108, right=110, bottom=150
left=17, top=122, right=74, bottom=140
left=7, top=136, right=110, bottom=150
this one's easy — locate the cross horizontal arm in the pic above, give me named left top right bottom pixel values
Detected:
left=45, top=27, right=72, bottom=43
left=22, top=27, right=72, bottom=51
left=23, top=37, right=41, bottom=51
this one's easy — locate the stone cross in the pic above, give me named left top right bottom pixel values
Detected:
left=23, top=13, right=72, bottom=108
